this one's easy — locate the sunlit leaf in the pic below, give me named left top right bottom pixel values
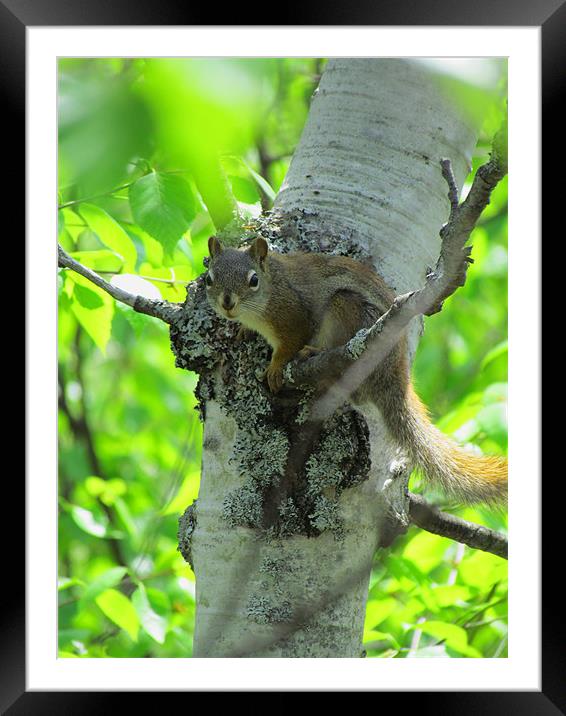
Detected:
left=80, top=567, right=128, bottom=604
left=112, top=497, right=138, bottom=539
left=95, top=589, right=140, bottom=641
left=65, top=273, right=114, bottom=354
left=402, top=530, right=452, bottom=573
left=85, top=476, right=127, bottom=506
left=227, top=175, right=260, bottom=204
left=132, top=584, right=167, bottom=644
left=58, top=576, right=85, bottom=591
left=73, top=284, right=105, bottom=310
left=69, top=505, right=110, bottom=538
left=59, top=650, right=80, bottom=658
left=79, top=204, right=137, bottom=271
left=129, top=172, right=196, bottom=259
left=363, top=629, right=400, bottom=650
left=69, top=249, right=124, bottom=273
left=458, top=551, right=508, bottom=589
left=364, top=598, right=398, bottom=630
left=417, top=621, right=481, bottom=658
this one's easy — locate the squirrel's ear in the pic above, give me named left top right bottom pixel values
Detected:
left=248, top=237, right=268, bottom=264
left=208, top=236, right=224, bottom=258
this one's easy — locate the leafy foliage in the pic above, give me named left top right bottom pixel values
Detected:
left=58, top=58, right=507, bottom=658
left=129, top=172, right=197, bottom=260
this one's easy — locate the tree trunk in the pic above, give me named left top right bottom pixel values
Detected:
left=175, top=58, right=478, bottom=658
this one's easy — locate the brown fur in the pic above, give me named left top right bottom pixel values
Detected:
left=206, top=238, right=508, bottom=505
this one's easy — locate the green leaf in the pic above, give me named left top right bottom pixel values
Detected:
left=402, top=530, right=451, bottom=573
left=69, top=249, right=124, bottom=273
left=385, top=555, right=426, bottom=585
left=95, top=589, right=140, bottom=641
left=58, top=576, right=85, bottom=591
left=85, top=476, right=127, bottom=506
left=115, top=302, right=154, bottom=337
left=112, top=497, right=138, bottom=539
left=458, top=551, right=508, bottom=589
left=69, top=504, right=110, bottom=538
left=363, top=629, right=400, bottom=650
left=59, top=208, right=85, bottom=244
left=79, top=204, right=137, bottom=271
left=222, top=155, right=276, bottom=203
left=64, top=272, right=114, bottom=354
left=418, top=621, right=481, bottom=658
left=365, top=598, right=398, bottom=629
left=246, top=165, right=276, bottom=202
left=125, top=223, right=163, bottom=267
left=80, top=567, right=128, bottom=604
left=145, top=588, right=172, bottom=614
left=129, top=172, right=196, bottom=259
left=73, top=284, right=105, bottom=309
left=481, top=340, right=508, bottom=371
left=228, top=175, right=260, bottom=204
left=432, top=585, right=471, bottom=607
left=132, top=584, right=167, bottom=644
left=58, top=628, right=92, bottom=645
left=135, top=262, right=194, bottom=301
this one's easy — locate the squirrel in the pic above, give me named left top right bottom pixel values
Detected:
left=205, top=235, right=507, bottom=506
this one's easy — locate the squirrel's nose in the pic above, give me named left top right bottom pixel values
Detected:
left=222, top=293, right=236, bottom=310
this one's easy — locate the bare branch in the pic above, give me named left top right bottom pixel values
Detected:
left=408, top=493, right=508, bottom=559
left=58, top=244, right=183, bottom=325
left=441, top=157, right=460, bottom=213
left=286, top=129, right=508, bottom=421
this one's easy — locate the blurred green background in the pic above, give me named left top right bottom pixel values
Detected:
left=58, top=58, right=508, bottom=658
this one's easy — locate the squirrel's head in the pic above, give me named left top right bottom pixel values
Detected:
left=205, top=236, right=270, bottom=322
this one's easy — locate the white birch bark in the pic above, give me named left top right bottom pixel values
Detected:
left=186, top=58, right=478, bottom=658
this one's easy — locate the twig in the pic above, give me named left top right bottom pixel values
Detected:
left=97, top=271, right=189, bottom=286
left=58, top=180, right=140, bottom=210
left=407, top=493, right=508, bottom=559
left=58, top=244, right=183, bottom=325
left=58, top=168, right=191, bottom=210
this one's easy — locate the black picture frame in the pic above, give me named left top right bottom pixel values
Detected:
left=11, top=0, right=554, bottom=710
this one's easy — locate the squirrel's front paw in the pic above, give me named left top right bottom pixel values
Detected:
left=266, top=365, right=284, bottom=393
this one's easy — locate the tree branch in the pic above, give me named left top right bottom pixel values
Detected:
left=286, top=126, right=508, bottom=421
left=408, top=493, right=508, bottom=559
left=58, top=244, right=183, bottom=325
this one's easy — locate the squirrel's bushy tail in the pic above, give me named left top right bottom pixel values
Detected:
left=377, top=382, right=507, bottom=505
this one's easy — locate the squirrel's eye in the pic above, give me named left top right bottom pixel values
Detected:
left=249, top=273, right=259, bottom=289
left=205, top=273, right=213, bottom=287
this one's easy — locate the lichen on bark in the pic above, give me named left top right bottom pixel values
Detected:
left=177, top=501, right=197, bottom=571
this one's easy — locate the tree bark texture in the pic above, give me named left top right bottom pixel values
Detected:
left=175, top=59, right=479, bottom=657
